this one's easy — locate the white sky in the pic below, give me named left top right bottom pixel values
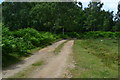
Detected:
left=78, top=0, right=119, bottom=14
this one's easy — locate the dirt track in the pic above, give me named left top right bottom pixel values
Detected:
left=2, top=40, right=74, bottom=78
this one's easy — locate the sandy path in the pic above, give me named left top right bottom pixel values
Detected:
left=31, top=40, right=74, bottom=78
left=2, top=40, right=66, bottom=78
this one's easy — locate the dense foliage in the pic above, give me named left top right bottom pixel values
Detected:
left=2, top=26, right=60, bottom=67
left=2, top=2, right=120, bottom=32
left=59, top=31, right=120, bottom=39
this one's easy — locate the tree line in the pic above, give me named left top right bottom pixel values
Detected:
left=2, top=1, right=120, bottom=32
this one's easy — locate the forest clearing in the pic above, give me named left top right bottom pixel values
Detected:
left=1, top=0, right=120, bottom=79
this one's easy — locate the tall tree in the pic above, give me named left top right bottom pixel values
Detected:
left=84, top=0, right=104, bottom=31
left=2, top=2, right=34, bottom=30
left=113, top=1, right=120, bottom=31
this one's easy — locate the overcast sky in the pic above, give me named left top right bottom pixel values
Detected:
left=0, top=0, right=119, bottom=14
left=78, top=0, right=119, bottom=14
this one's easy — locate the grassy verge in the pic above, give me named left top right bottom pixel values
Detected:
left=54, top=40, right=68, bottom=54
left=9, top=61, right=44, bottom=78
left=2, top=54, right=22, bottom=68
left=3, top=48, right=40, bottom=68
left=3, top=39, right=62, bottom=68
left=71, top=39, right=118, bottom=78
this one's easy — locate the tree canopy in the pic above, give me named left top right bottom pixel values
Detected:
left=2, top=1, right=120, bottom=32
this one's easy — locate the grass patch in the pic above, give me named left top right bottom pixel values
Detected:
left=3, top=50, right=35, bottom=68
left=2, top=54, right=22, bottom=68
left=80, top=38, right=118, bottom=68
left=71, top=39, right=118, bottom=78
left=10, top=60, right=44, bottom=78
left=32, top=61, right=44, bottom=66
left=2, top=48, right=41, bottom=68
left=54, top=40, right=68, bottom=54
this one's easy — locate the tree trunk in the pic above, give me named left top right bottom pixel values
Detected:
left=62, top=28, right=64, bottom=35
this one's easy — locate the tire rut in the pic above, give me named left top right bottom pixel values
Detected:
left=31, top=40, right=74, bottom=78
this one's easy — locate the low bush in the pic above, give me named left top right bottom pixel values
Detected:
left=2, top=27, right=60, bottom=67
left=82, top=31, right=120, bottom=39
left=59, top=31, right=120, bottom=39
left=66, top=32, right=80, bottom=38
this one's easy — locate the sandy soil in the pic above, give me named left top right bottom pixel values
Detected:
left=31, top=40, right=74, bottom=78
